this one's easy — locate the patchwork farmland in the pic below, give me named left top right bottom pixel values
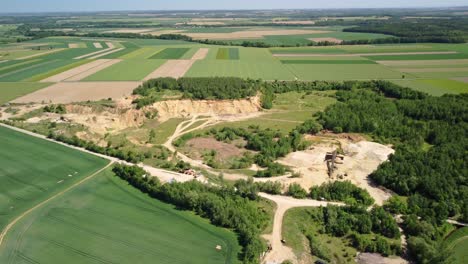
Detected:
left=0, top=8, right=468, bottom=264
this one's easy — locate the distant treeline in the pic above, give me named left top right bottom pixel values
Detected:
left=343, top=18, right=468, bottom=43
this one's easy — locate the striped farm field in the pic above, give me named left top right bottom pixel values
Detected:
left=150, top=48, right=190, bottom=59
left=216, top=48, right=240, bottom=60
left=365, top=53, right=468, bottom=61
left=120, top=47, right=163, bottom=59
left=0, top=165, right=240, bottom=264
left=286, top=64, right=402, bottom=80
left=0, top=59, right=80, bottom=82
left=281, top=60, right=376, bottom=64
left=0, top=82, right=51, bottom=104
left=186, top=60, right=295, bottom=80
left=84, top=59, right=166, bottom=81
left=0, top=126, right=108, bottom=232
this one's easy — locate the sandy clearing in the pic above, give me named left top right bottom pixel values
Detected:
left=309, top=37, right=342, bottom=44
left=68, top=43, right=80, bottom=48
left=191, top=48, right=209, bottom=60
left=377, top=59, right=468, bottom=66
left=260, top=193, right=344, bottom=264
left=61, top=59, right=122, bottom=81
left=357, top=253, right=408, bottom=264
left=74, top=47, right=113, bottom=59
left=273, top=51, right=458, bottom=57
left=87, top=48, right=124, bottom=60
left=185, top=29, right=331, bottom=40
left=12, top=81, right=141, bottom=104
left=143, top=60, right=194, bottom=80
left=398, top=67, right=468, bottom=73
left=15, top=48, right=65, bottom=60
left=93, top=42, right=103, bottom=49
left=272, top=139, right=394, bottom=206
left=106, top=28, right=156, bottom=34
left=40, top=59, right=118, bottom=82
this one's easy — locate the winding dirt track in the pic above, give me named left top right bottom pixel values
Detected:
left=259, top=193, right=344, bottom=264
left=0, top=162, right=113, bottom=248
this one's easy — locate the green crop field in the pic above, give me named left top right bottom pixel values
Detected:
left=286, top=64, right=402, bottom=80
left=121, top=47, right=163, bottom=59
left=0, top=59, right=79, bottom=82
left=393, top=79, right=468, bottom=96
left=0, top=82, right=51, bottom=104
left=0, top=166, right=240, bottom=264
left=186, top=60, right=295, bottom=80
left=444, top=227, right=468, bottom=264
left=150, top=48, right=190, bottom=59
left=84, top=59, right=166, bottom=81
left=365, top=53, right=468, bottom=61
left=281, top=60, right=376, bottom=64
left=216, top=48, right=240, bottom=60
left=0, top=126, right=109, bottom=230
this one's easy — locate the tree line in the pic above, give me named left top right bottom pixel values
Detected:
left=112, top=164, right=269, bottom=264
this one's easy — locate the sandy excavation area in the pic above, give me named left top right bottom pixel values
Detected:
left=184, top=29, right=331, bottom=40
left=144, top=60, right=195, bottom=79
left=13, top=82, right=141, bottom=104
left=41, top=59, right=122, bottom=82
left=272, top=137, right=394, bottom=205
left=309, top=37, right=343, bottom=43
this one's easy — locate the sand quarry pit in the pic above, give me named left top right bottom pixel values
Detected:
left=184, top=137, right=244, bottom=160
left=148, top=96, right=262, bottom=122
left=41, top=59, right=121, bottom=82
left=185, top=29, right=331, bottom=40
left=309, top=37, right=343, bottom=44
left=144, top=60, right=195, bottom=79
left=12, top=81, right=141, bottom=104
left=275, top=138, right=394, bottom=205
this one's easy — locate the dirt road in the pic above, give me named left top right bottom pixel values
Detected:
left=259, top=193, right=344, bottom=264
left=0, top=162, right=113, bottom=248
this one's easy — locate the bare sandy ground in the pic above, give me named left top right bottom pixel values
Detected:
left=41, top=59, right=121, bottom=82
left=87, top=48, right=124, bottom=60
left=398, top=67, right=468, bottom=73
left=185, top=29, right=331, bottom=40
left=377, top=59, right=468, bottom=66
left=15, top=48, right=65, bottom=60
left=309, top=37, right=342, bottom=44
left=357, top=253, right=408, bottom=264
left=12, top=82, right=141, bottom=104
left=143, top=60, right=194, bottom=80
left=93, top=42, right=103, bottom=48
left=68, top=43, right=80, bottom=48
left=66, top=59, right=122, bottom=82
left=272, top=139, right=394, bottom=205
left=74, top=47, right=113, bottom=59
left=273, top=51, right=458, bottom=57
left=260, top=193, right=343, bottom=264
left=191, top=48, right=209, bottom=60
left=105, top=42, right=115, bottom=49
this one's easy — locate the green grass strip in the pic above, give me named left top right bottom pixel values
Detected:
left=281, top=60, right=376, bottom=64
left=228, top=48, right=239, bottom=60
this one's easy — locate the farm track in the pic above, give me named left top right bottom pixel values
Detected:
left=0, top=162, right=113, bottom=249
left=259, top=193, right=344, bottom=264
left=40, top=59, right=120, bottom=82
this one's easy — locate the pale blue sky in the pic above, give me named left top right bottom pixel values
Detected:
left=2, top=0, right=468, bottom=13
